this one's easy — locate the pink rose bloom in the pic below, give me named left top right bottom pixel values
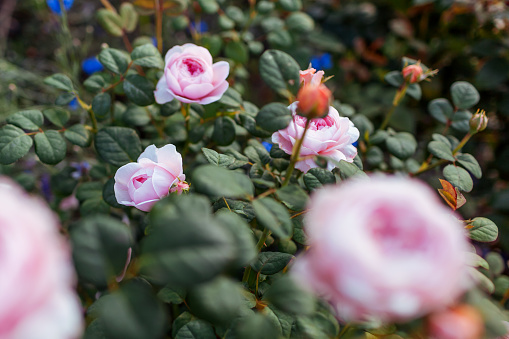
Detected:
left=292, top=176, right=471, bottom=323
left=114, top=144, right=185, bottom=212
left=299, top=67, right=324, bottom=86
left=154, top=43, right=229, bottom=105
left=0, top=178, right=82, bottom=339
left=272, top=102, right=359, bottom=173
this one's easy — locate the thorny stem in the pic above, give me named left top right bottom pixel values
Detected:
left=282, top=118, right=312, bottom=187
left=379, top=83, right=408, bottom=130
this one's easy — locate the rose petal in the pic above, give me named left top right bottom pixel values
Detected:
left=196, top=81, right=229, bottom=105
left=155, top=144, right=183, bottom=177
left=154, top=76, right=175, bottom=104
left=164, top=45, right=184, bottom=65
left=135, top=199, right=159, bottom=212
left=138, top=144, right=158, bottom=162
left=114, top=163, right=142, bottom=186
left=182, top=83, right=214, bottom=100
left=151, top=166, right=177, bottom=199
left=212, top=61, right=230, bottom=85
left=114, top=183, right=133, bottom=204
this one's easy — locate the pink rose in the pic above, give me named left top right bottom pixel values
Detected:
left=0, top=178, right=82, bottom=339
left=272, top=102, right=359, bottom=173
left=154, top=43, right=229, bottom=105
left=292, top=176, right=471, bottom=322
left=114, top=144, right=185, bottom=212
left=402, top=64, right=424, bottom=83
left=299, top=67, right=324, bottom=86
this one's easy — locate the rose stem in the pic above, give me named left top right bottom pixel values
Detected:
left=379, top=82, right=408, bottom=130
left=282, top=117, right=312, bottom=187
left=155, top=0, right=163, bottom=53
left=242, top=227, right=271, bottom=283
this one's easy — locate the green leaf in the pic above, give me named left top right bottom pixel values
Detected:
left=160, top=99, right=181, bottom=116
left=0, top=125, right=33, bottom=165
left=469, top=267, right=495, bottom=294
left=55, top=92, right=76, bottom=105
left=245, top=139, right=271, bottom=165
left=432, top=133, right=452, bottom=148
left=468, top=217, right=498, bottom=242
left=103, top=178, right=122, bottom=208
left=92, top=92, right=112, bottom=118
left=276, top=185, right=309, bottom=211
left=443, top=164, right=473, bottom=192
left=157, top=285, right=186, bottom=304
left=225, top=41, right=249, bottom=64
left=456, top=153, right=482, bottom=179
left=131, top=44, right=164, bottom=69
left=256, top=103, right=292, bottom=133
left=286, top=12, right=314, bottom=33
left=93, top=279, right=166, bottom=339
left=366, top=146, right=384, bottom=167
left=451, top=109, right=473, bottom=132
left=259, top=49, right=300, bottom=98
left=192, top=164, right=254, bottom=198
left=34, top=130, right=67, bottom=165
left=187, top=277, right=244, bottom=325
left=175, top=319, right=216, bottom=339
left=303, top=168, right=335, bottom=190
left=197, top=0, right=219, bottom=13
left=96, top=9, right=124, bottom=37
left=120, top=3, right=138, bottom=32
left=70, top=215, right=132, bottom=287
left=264, top=306, right=294, bottom=338
left=451, top=81, right=480, bottom=110
left=386, top=132, right=417, bottom=159
left=278, top=0, right=302, bottom=11
left=406, top=83, right=421, bottom=100
left=232, top=313, right=280, bottom=339
left=6, top=110, right=44, bottom=131
left=80, top=197, right=111, bottom=216
left=123, top=74, right=156, bottom=106
left=466, top=252, right=489, bottom=270
left=64, top=124, right=91, bottom=147
left=43, top=108, right=70, bottom=127
left=84, top=74, right=108, bottom=93
left=263, top=276, right=315, bottom=315
left=140, top=195, right=237, bottom=286
left=486, top=252, right=505, bottom=276
left=202, top=148, right=248, bottom=170
left=253, top=197, right=293, bottom=240
left=44, top=73, right=74, bottom=91
left=428, top=141, right=455, bottom=161
left=95, top=127, right=142, bottom=166
left=384, top=71, right=403, bottom=87
left=428, top=98, right=454, bottom=124
left=218, top=14, right=235, bottom=30
left=251, top=252, right=294, bottom=275
left=267, top=30, right=293, bottom=49
left=215, top=210, right=257, bottom=267
left=212, top=116, right=236, bottom=146
left=99, top=48, right=129, bottom=74
left=335, top=160, right=368, bottom=180
left=218, top=87, right=242, bottom=108
left=76, top=181, right=103, bottom=202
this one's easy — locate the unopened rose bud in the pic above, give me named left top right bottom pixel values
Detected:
left=297, top=84, right=332, bottom=119
left=428, top=304, right=484, bottom=339
left=170, top=180, right=190, bottom=194
left=469, top=109, right=488, bottom=133
left=402, top=64, right=424, bottom=84
left=299, top=67, right=324, bottom=86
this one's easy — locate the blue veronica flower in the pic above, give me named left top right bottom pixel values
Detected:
left=352, top=141, right=359, bottom=148
left=68, top=98, right=78, bottom=110
left=262, top=141, right=273, bottom=152
left=46, top=0, right=74, bottom=15
left=190, top=21, right=209, bottom=34
left=311, top=53, right=333, bottom=70
left=81, top=57, right=104, bottom=75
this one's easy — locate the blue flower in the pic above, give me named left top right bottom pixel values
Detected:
left=311, top=53, right=333, bottom=70
left=46, top=0, right=74, bottom=15
left=190, top=21, right=209, bottom=34
left=262, top=141, right=273, bottom=152
left=352, top=141, right=359, bottom=148
left=68, top=98, right=78, bottom=110
left=81, top=57, right=104, bottom=75
left=152, top=37, right=158, bottom=47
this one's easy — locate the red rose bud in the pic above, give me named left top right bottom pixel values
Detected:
left=297, top=84, right=332, bottom=119
left=428, top=304, right=484, bottom=339
left=469, top=109, right=488, bottom=133
left=402, top=64, right=424, bottom=84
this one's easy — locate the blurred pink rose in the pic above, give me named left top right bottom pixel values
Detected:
left=114, top=144, right=185, bottom=212
left=154, top=43, right=229, bottom=105
left=272, top=102, right=359, bottom=173
left=299, top=67, right=324, bottom=86
left=428, top=304, right=484, bottom=339
left=402, top=64, right=423, bottom=83
left=0, top=178, right=82, bottom=339
left=292, top=176, right=471, bottom=322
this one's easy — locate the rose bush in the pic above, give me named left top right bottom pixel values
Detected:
left=114, top=144, right=185, bottom=212
left=154, top=43, right=230, bottom=105
left=272, top=102, right=359, bottom=173
left=0, top=178, right=82, bottom=339
left=292, top=176, right=471, bottom=322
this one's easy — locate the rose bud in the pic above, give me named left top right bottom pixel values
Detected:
left=114, top=144, right=185, bottom=212
left=428, top=304, right=484, bottom=339
left=299, top=67, right=325, bottom=86
left=291, top=176, right=471, bottom=323
left=402, top=64, right=424, bottom=84
left=170, top=180, right=190, bottom=194
left=469, top=109, right=488, bottom=133
left=297, top=83, right=332, bottom=119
